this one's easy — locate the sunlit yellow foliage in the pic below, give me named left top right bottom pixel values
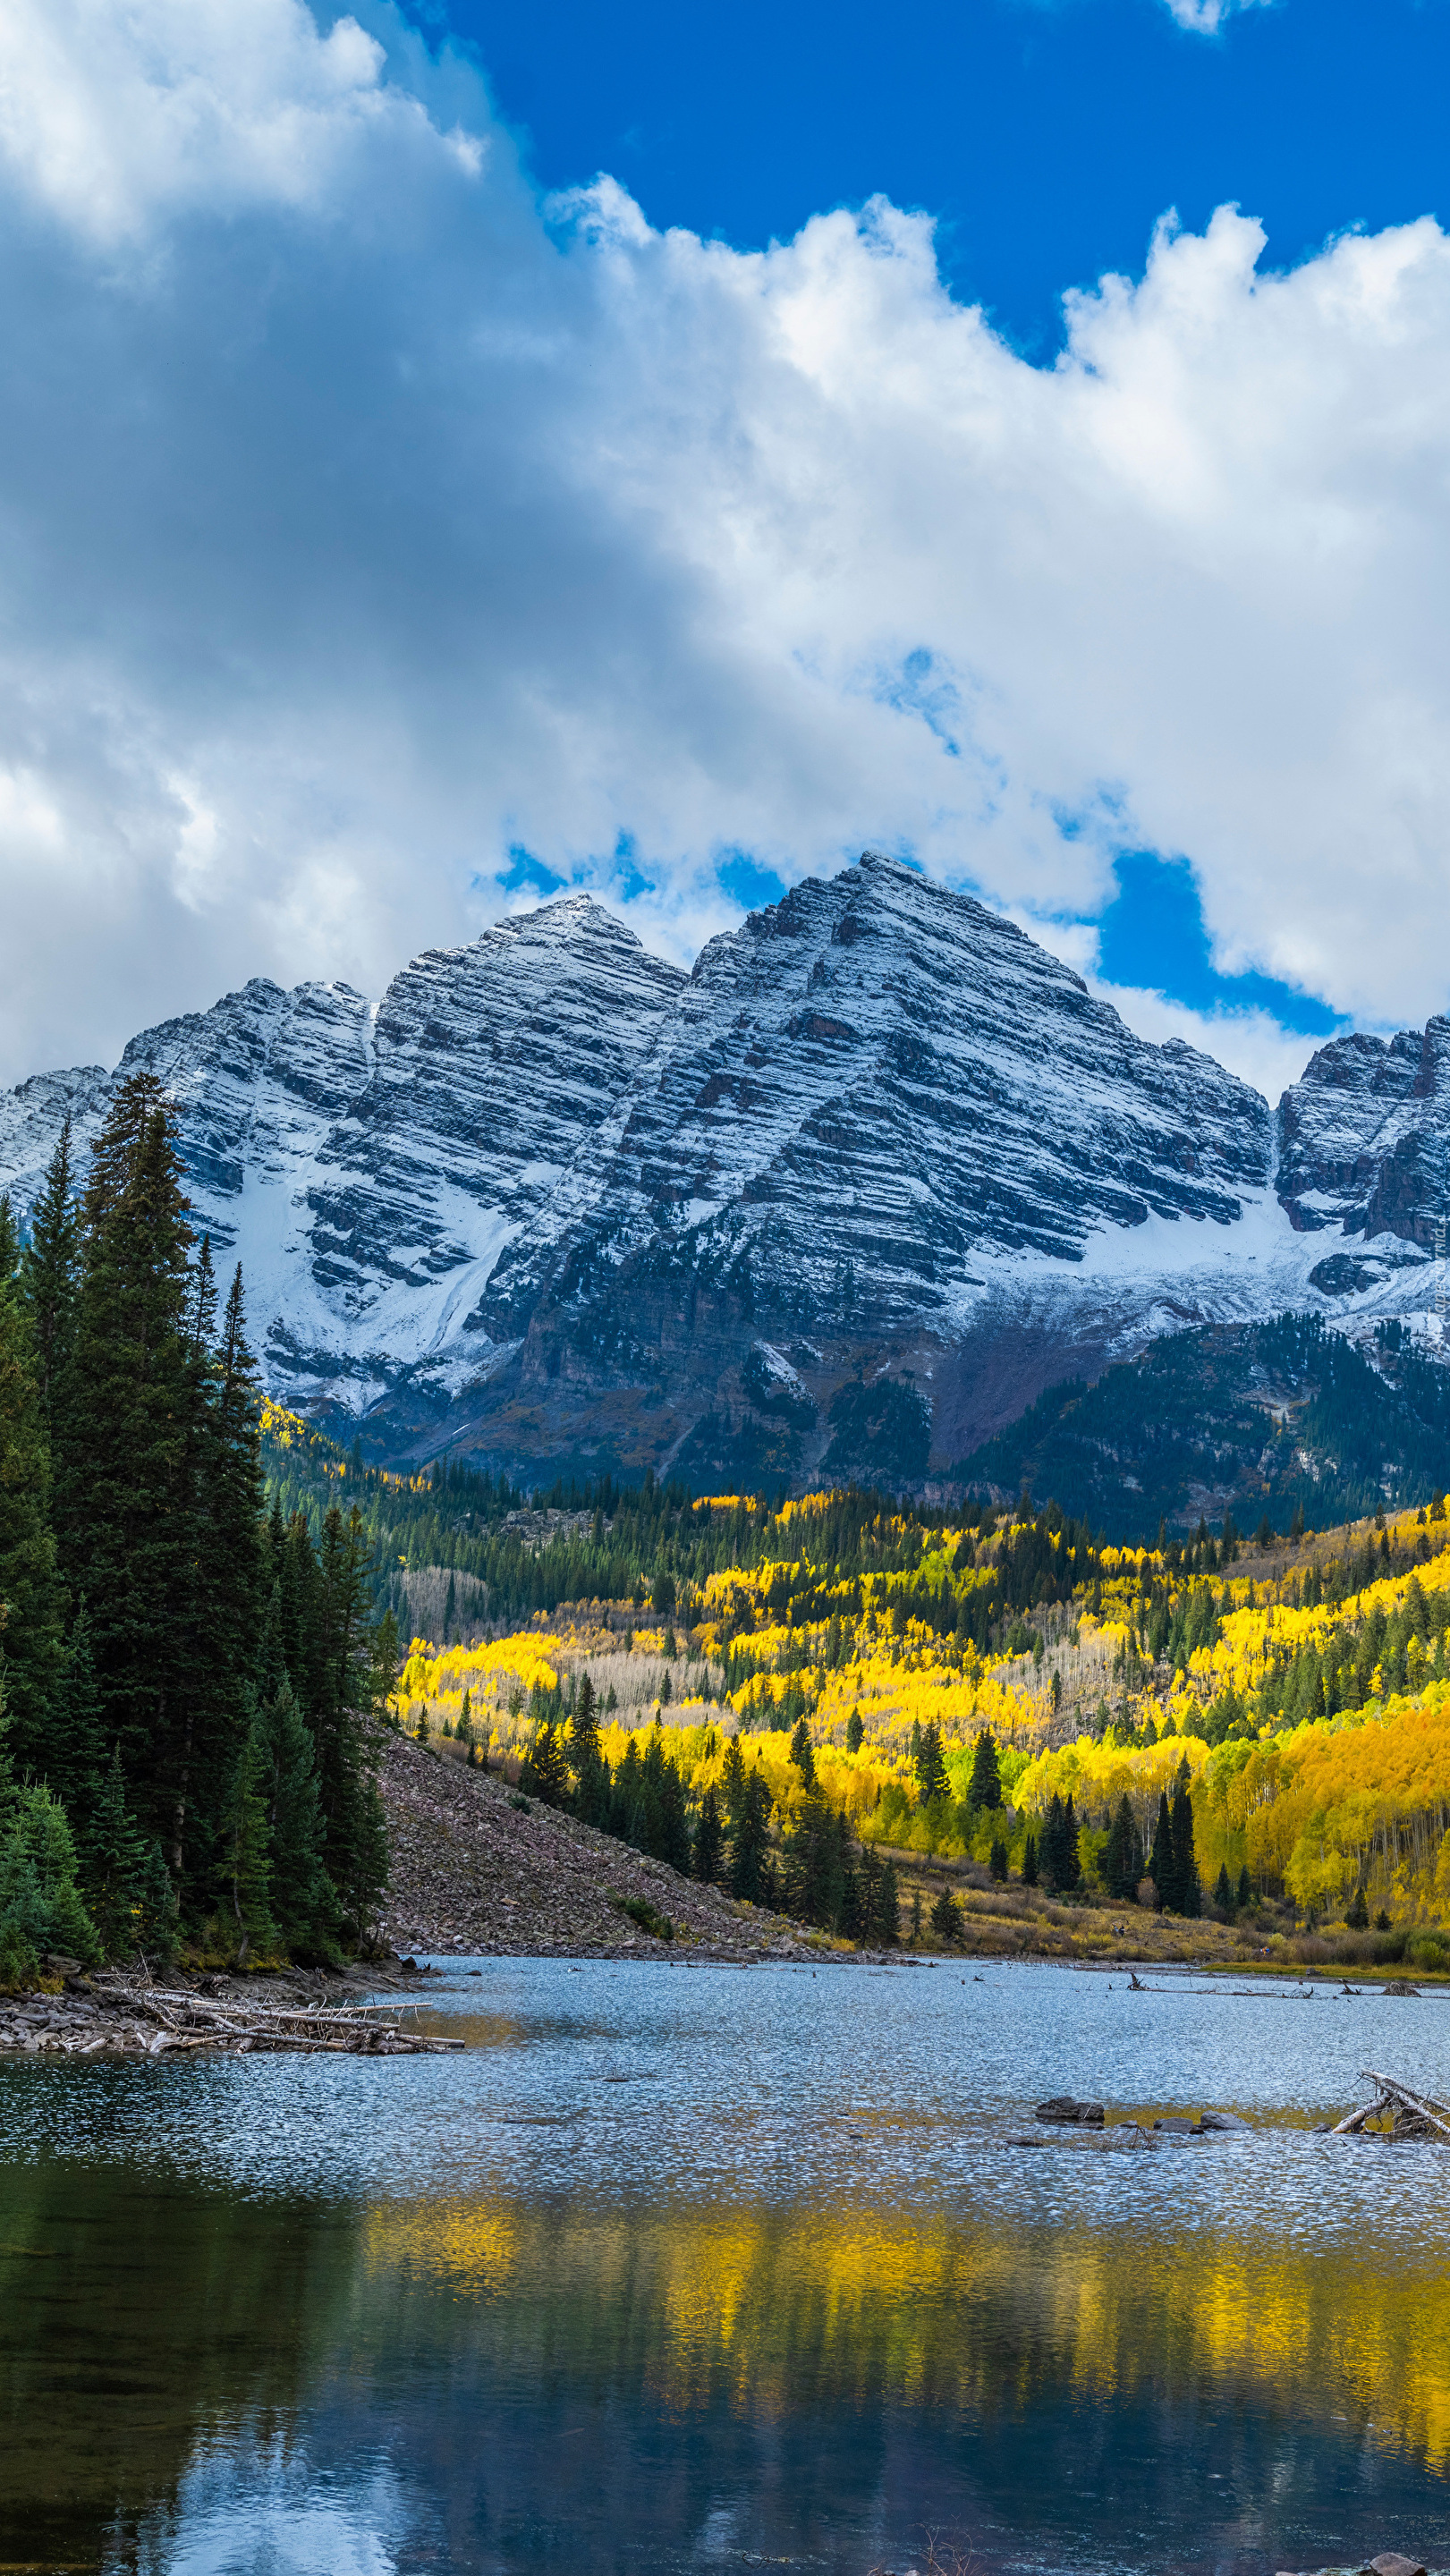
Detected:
left=394, top=1632, right=562, bottom=1728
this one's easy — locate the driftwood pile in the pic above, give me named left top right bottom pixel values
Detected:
left=1331, top=2069, right=1450, bottom=2142
left=0, top=1972, right=462, bottom=2059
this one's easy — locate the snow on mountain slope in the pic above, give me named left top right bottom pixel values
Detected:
left=0, top=900, right=685, bottom=1411
left=481, top=852, right=1276, bottom=1347
left=1, top=854, right=1441, bottom=1478
left=1278, top=1018, right=1450, bottom=1255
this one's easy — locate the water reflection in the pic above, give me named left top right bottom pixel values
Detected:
left=2, top=1961, right=1448, bottom=2576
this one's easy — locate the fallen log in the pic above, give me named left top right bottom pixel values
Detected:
left=1360, top=2069, right=1450, bottom=2141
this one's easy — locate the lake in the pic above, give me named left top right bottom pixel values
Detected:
left=3, top=1959, right=1449, bottom=2576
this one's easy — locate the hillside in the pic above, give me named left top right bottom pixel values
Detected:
left=375, top=1477, right=1450, bottom=1971
left=10, top=853, right=1450, bottom=1490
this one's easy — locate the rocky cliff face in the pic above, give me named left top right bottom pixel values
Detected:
left=1277, top=1021, right=1450, bottom=1247
left=1, top=854, right=1437, bottom=1487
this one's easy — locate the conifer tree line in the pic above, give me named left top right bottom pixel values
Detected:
left=0, top=1078, right=394, bottom=1979
left=517, top=1676, right=904, bottom=1944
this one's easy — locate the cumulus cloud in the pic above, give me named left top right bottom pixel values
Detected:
left=0, top=0, right=1446, bottom=1085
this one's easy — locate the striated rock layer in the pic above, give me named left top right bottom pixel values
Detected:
left=2, top=853, right=1440, bottom=1485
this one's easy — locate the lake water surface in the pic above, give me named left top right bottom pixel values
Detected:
left=4, top=1958, right=1449, bottom=2576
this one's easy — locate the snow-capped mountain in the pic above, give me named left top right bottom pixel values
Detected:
left=1, top=853, right=1439, bottom=1484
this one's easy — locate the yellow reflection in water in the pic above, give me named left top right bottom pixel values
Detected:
left=360, top=2194, right=1450, bottom=2467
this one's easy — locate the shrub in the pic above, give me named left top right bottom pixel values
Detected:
left=612, top=1894, right=674, bottom=1942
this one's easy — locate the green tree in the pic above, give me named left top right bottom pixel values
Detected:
left=781, top=1793, right=848, bottom=1928
left=0, top=1195, right=64, bottom=1784
left=694, top=1784, right=725, bottom=1885
left=720, top=1735, right=747, bottom=1825
left=309, top=1504, right=389, bottom=1937
left=729, top=1770, right=773, bottom=1902
left=988, top=1835, right=1008, bottom=1883
left=1022, top=1833, right=1039, bottom=1886
left=520, top=1716, right=570, bottom=1807
left=844, top=1707, right=864, bottom=1754
left=1236, top=1862, right=1252, bottom=1911
left=968, top=1727, right=1002, bottom=1810
left=18, top=1117, right=81, bottom=1445
left=252, top=1679, right=335, bottom=1957
left=929, top=1885, right=962, bottom=1943
left=1170, top=1767, right=1200, bottom=1917
left=1148, top=1791, right=1175, bottom=1910
left=788, top=1714, right=817, bottom=1789
left=1214, top=1860, right=1234, bottom=1916
left=219, top=1717, right=278, bottom=1965
left=914, top=1720, right=947, bottom=1805
left=1103, top=1793, right=1141, bottom=1901
left=82, top=1743, right=150, bottom=1958
left=1039, top=1792, right=1081, bottom=1894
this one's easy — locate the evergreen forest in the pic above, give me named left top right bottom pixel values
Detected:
left=0, top=1081, right=394, bottom=1982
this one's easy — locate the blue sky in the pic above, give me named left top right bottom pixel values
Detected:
left=399, top=0, right=1440, bottom=1053
left=0, top=0, right=1446, bottom=1099
left=412, top=0, right=1448, bottom=358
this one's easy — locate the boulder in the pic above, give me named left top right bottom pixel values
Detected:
left=1034, top=2096, right=1106, bottom=2126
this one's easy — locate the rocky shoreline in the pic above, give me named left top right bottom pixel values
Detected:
left=0, top=1956, right=433, bottom=2057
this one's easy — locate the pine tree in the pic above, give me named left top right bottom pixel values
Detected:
left=520, top=1716, right=570, bottom=1808
left=1104, top=1793, right=1141, bottom=1900
left=788, top=1714, right=817, bottom=1788
left=219, top=1717, right=278, bottom=1965
left=694, top=1784, right=724, bottom=1884
left=989, top=1835, right=1008, bottom=1882
left=310, top=1504, right=389, bottom=1938
left=1040, top=1792, right=1075, bottom=1892
left=929, top=1885, right=962, bottom=1942
left=914, top=1720, right=947, bottom=1805
left=60, top=1078, right=201, bottom=1878
left=1236, top=1862, right=1251, bottom=1911
left=1346, top=1884, right=1369, bottom=1930
left=0, top=1196, right=64, bottom=1784
left=720, top=1735, right=747, bottom=1825
left=1170, top=1767, right=1200, bottom=1917
left=13, top=1784, right=99, bottom=1964
left=1148, top=1792, right=1175, bottom=1910
left=729, top=1770, right=772, bottom=1902
left=83, top=1743, right=149, bottom=1958
left=18, top=1119, right=81, bottom=1445
left=136, top=1837, right=181, bottom=1965
left=1214, top=1860, right=1234, bottom=1915
left=968, top=1727, right=1002, bottom=1809
left=845, top=1707, right=864, bottom=1754
left=1022, top=1834, right=1039, bottom=1886
left=252, top=1680, right=335, bottom=1957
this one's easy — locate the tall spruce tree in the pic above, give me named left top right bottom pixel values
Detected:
left=968, top=1727, right=1002, bottom=1809
left=61, top=1078, right=200, bottom=1869
left=1170, top=1768, right=1200, bottom=1918
left=1148, top=1792, right=1176, bottom=1911
left=0, top=1195, right=64, bottom=1782
left=18, top=1117, right=81, bottom=1445
left=309, top=1504, right=389, bottom=1940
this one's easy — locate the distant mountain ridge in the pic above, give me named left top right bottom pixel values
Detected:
left=2, top=852, right=1443, bottom=1490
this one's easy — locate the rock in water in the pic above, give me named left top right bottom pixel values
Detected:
left=1033, top=2096, right=1106, bottom=2126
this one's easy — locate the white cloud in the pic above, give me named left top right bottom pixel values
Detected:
left=1087, top=982, right=1319, bottom=1107
left=0, top=0, right=1446, bottom=1085
left=1156, top=0, right=1270, bottom=30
